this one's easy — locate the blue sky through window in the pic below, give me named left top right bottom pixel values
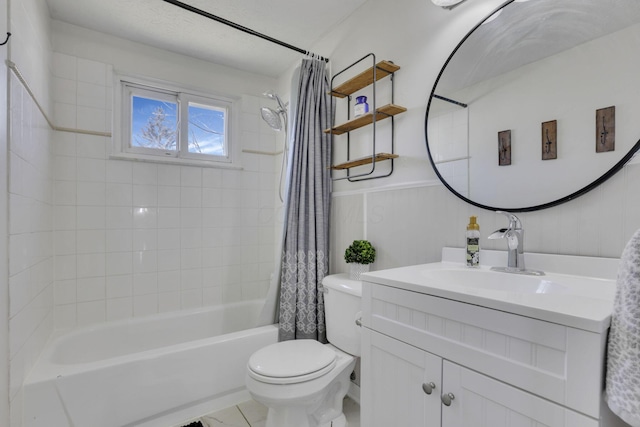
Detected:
left=188, top=103, right=226, bottom=156
left=131, top=96, right=226, bottom=156
left=131, top=96, right=178, bottom=150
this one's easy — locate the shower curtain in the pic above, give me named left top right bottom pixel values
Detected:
left=278, top=58, right=332, bottom=342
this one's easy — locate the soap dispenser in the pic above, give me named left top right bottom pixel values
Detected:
left=466, top=216, right=480, bottom=267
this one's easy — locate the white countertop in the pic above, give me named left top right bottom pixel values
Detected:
left=361, top=248, right=619, bottom=333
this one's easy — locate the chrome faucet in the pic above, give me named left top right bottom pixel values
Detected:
left=488, top=211, right=527, bottom=273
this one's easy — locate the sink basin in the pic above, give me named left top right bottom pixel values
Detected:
left=420, top=268, right=568, bottom=294
left=361, top=248, right=619, bottom=332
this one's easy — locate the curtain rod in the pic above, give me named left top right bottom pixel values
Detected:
left=162, top=0, right=328, bottom=62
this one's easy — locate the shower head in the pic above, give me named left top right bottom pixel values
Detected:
left=263, top=90, right=278, bottom=100
left=263, top=90, right=287, bottom=112
left=261, top=90, right=288, bottom=131
left=261, top=107, right=283, bottom=131
left=261, top=90, right=290, bottom=203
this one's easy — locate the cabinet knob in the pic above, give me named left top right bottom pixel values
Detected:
left=441, top=392, right=455, bottom=406
left=422, top=382, right=436, bottom=395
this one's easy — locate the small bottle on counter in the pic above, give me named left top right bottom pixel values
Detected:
left=466, top=216, right=480, bottom=268
left=354, top=96, right=369, bottom=117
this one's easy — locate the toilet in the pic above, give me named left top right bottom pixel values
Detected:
left=245, top=274, right=362, bottom=427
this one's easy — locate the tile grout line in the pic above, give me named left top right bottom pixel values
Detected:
left=236, top=404, right=253, bottom=427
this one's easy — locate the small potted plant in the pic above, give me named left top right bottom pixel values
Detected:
left=344, top=240, right=376, bottom=280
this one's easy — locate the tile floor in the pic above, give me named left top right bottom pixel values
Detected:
left=196, top=397, right=360, bottom=427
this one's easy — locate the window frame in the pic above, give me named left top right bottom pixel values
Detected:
left=124, top=84, right=179, bottom=158
left=113, top=74, right=238, bottom=168
left=178, top=92, right=230, bottom=162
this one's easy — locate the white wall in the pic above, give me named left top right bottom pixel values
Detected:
left=0, top=0, right=9, bottom=423
left=49, top=22, right=284, bottom=329
left=7, top=0, right=55, bottom=425
left=301, top=0, right=640, bottom=274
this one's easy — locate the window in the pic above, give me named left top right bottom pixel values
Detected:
left=114, top=76, right=235, bottom=166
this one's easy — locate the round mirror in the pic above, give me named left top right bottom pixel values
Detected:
left=425, top=0, right=640, bottom=212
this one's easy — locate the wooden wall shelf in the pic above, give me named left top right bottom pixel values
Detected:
left=325, top=104, right=407, bottom=135
left=329, top=54, right=403, bottom=181
left=330, top=61, right=400, bottom=98
left=331, top=153, right=399, bottom=170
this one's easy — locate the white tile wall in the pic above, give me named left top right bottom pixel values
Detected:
left=7, top=64, right=54, bottom=427
left=9, top=12, right=281, bottom=423
left=51, top=53, right=280, bottom=329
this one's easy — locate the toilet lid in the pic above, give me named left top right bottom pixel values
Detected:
left=248, top=340, right=337, bottom=385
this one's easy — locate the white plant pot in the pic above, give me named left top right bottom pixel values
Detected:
left=349, top=263, right=370, bottom=280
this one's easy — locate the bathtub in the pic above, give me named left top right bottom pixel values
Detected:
left=24, top=301, right=278, bottom=427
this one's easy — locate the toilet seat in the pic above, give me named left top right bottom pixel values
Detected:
left=248, top=340, right=337, bottom=385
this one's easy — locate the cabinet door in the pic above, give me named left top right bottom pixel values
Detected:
left=361, top=328, right=442, bottom=427
left=441, top=361, right=598, bottom=427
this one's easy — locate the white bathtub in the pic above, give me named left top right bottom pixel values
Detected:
left=24, top=301, right=278, bottom=427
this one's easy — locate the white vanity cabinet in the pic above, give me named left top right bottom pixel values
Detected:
left=362, top=328, right=442, bottom=426
left=361, top=278, right=612, bottom=427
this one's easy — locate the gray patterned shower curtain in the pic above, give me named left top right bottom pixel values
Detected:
left=278, top=58, right=332, bottom=342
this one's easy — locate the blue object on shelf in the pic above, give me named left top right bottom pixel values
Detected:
left=354, top=96, right=369, bottom=117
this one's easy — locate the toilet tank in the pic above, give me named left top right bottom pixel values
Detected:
left=323, top=274, right=362, bottom=356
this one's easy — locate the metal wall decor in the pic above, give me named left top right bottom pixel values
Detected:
left=498, top=130, right=511, bottom=166
left=596, top=106, right=615, bottom=152
left=541, top=120, right=557, bottom=160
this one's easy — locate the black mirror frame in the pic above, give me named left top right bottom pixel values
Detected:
left=424, top=0, right=640, bottom=213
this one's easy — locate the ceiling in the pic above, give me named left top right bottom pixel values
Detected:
left=437, top=0, right=640, bottom=93
left=45, top=0, right=368, bottom=78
